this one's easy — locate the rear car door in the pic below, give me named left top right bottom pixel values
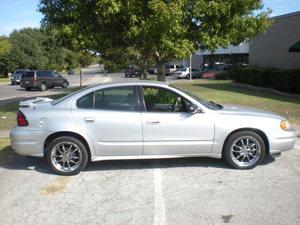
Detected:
left=140, top=86, right=214, bottom=155
left=72, top=85, right=143, bottom=156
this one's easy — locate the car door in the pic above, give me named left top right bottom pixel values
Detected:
left=52, top=71, right=63, bottom=87
left=140, top=86, right=214, bottom=155
left=72, top=85, right=143, bottom=156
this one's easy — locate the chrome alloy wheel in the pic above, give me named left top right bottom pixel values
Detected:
left=50, top=141, right=82, bottom=172
left=230, top=136, right=261, bottom=167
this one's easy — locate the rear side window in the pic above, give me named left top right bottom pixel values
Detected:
left=37, top=71, right=52, bottom=77
left=76, top=86, right=139, bottom=111
left=95, top=86, right=138, bottom=111
left=22, top=71, right=34, bottom=78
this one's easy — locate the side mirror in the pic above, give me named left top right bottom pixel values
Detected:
left=188, top=103, right=201, bottom=114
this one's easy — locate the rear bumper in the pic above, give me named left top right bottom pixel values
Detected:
left=10, top=127, right=50, bottom=157
left=269, top=129, right=296, bottom=155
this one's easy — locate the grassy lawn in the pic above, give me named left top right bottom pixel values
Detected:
left=0, top=77, right=9, bottom=83
left=0, top=137, right=15, bottom=161
left=173, top=80, right=300, bottom=125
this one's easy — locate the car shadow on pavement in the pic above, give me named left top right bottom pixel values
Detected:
left=0, top=146, right=276, bottom=174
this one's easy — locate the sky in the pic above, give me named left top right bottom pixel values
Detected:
left=0, top=0, right=300, bottom=36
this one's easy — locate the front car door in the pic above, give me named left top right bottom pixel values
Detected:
left=52, top=71, right=64, bottom=87
left=140, top=85, right=214, bottom=155
left=72, top=85, right=143, bottom=156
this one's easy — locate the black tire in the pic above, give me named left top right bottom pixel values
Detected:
left=62, top=81, right=69, bottom=88
left=25, top=87, right=32, bottom=91
left=40, top=82, right=47, bottom=91
left=223, top=131, right=266, bottom=169
left=11, top=82, right=15, bottom=85
left=46, top=136, right=88, bottom=175
left=186, top=74, right=190, bottom=79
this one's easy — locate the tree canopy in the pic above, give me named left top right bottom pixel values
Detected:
left=0, top=28, right=96, bottom=75
left=39, top=0, right=271, bottom=81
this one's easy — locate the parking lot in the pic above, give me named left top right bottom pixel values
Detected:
left=0, top=139, right=299, bottom=225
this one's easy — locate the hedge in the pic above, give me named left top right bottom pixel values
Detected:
left=215, top=67, right=300, bottom=93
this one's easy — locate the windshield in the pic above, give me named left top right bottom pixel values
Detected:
left=178, top=68, right=188, bottom=71
left=171, top=85, right=223, bottom=110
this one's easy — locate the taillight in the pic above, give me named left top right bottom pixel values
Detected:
left=17, top=111, right=28, bottom=126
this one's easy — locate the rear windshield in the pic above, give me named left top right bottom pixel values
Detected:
left=22, top=71, right=34, bottom=78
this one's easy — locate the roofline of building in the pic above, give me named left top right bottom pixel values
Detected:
left=271, top=11, right=300, bottom=20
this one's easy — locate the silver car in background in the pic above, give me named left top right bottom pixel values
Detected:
left=10, top=81, right=296, bottom=175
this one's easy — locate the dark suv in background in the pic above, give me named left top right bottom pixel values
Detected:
left=10, top=69, right=29, bottom=85
left=20, top=70, right=69, bottom=91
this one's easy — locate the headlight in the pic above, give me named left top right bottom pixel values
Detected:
left=280, top=120, right=291, bottom=131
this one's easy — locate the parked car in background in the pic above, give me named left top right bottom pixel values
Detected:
left=10, top=69, right=29, bottom=85
left=124, top=65, right=141, bottom=78
left=165, top=64, right=184, bottom=75
left=148, top=66, right=157, bottom=74
left=10, top=81, right=296, bottom=175
left=172, top=67, right=190, bottom=78
left=173, top=67, right=203, bottom=79
left=20, top=70, right=69, bottom=91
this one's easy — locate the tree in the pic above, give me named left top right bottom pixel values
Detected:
left=0, top=36, right=11, bottom=56
left=40, top=0, right=270, bottom=81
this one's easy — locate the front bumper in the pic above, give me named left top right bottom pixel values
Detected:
left=10, top=127, right=50, bottom=157
left=269, top=129, right=297, bottom=155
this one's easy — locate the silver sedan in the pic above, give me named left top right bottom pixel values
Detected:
left=10, top=81, right=296, bottom=175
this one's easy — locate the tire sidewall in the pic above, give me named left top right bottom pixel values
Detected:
left=40, top=83, right=47, bottom=91
left=46, top=136, right=88, bottom=175
left=223, top=131, right=266, bottom=169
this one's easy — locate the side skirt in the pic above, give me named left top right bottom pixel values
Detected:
left=91, top=153, right=222, bottom=162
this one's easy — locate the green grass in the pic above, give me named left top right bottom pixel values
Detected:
left=0, top=137, right=15, bottom=162
left=0, top=77, right=9, bottom=83
left=0, top=86, right=84, bottom=130
left=173, top=80, right=300, bottom=125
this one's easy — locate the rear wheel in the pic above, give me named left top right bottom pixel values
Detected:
left=223, top=131, right=265, bottom=169
left=46, top=136, right=88, bottom=175
left=40, top=82, right=47, bottom=91
left=186, top=74, right=190, bottom=79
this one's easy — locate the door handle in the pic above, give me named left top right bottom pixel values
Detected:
left=146, top=120, right=160, bottom=125
left=83, top=117, right=95, bottom=123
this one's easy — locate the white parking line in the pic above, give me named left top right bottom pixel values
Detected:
left=153, top=162, right=166, bottom=225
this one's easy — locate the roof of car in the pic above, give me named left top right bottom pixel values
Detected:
left=94, top=80, right=170, bottom=88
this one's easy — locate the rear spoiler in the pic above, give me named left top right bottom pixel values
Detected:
left=19, top=97, right=53, bottom=109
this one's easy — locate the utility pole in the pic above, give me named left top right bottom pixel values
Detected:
left=189, top=54, right=192, bottom=81
left=79, top=66, right=83, bottom=87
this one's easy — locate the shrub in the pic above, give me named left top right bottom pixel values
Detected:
left=231, top=67, right=277, bottom=87
left=215, top=72, right=229, bottom=80
left=269, top=69, right=300, bottom=93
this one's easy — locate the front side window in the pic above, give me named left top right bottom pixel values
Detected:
left=76, top=86, right=139, bottom=111
left=142, top=87, right=190, bottom=112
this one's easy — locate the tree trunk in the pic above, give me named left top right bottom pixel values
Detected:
left=156, top=61, right=166, bottom=82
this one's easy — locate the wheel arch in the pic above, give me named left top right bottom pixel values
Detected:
left=222, top=128, right=270, bottom=156
left=44, top=131, right=92, bottom=160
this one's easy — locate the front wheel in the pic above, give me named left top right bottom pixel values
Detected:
left=223, top=131, right=265, bottom=169
left=62, top=81, right=69, bottom=88
left=46, top=136, right=88, bottom=175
